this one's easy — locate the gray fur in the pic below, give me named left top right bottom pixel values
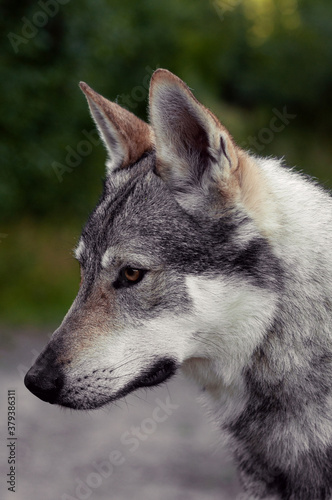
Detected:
left=25, top=70, right=332, bottom=499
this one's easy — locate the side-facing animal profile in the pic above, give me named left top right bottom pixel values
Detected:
left=25, top=69, right=332, bottom=499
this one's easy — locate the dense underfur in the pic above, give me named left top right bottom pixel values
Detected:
left=25, top=70, right=332, bottom=499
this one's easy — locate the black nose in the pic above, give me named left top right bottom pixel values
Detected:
left=24, top=347, right=64, bottom=404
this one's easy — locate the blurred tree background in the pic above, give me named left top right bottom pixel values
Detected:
left=1, top=0, right=332, bottom=326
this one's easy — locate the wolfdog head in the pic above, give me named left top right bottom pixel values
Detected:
left=25, top=69, right=281, bottom=409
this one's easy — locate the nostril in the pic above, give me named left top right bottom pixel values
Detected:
left=24, top=366, right=64, bottom=404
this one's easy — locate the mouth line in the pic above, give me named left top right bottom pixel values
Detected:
left=138, top=360, right=176, bottom=387
left=56, top=358, right=178, bottom=410
left=113, top=357, right=178, bottom=401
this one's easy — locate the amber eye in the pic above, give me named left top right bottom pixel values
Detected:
left=113, top=267, right=146, bottom=289
left=124, top=268, right=142, bottom=282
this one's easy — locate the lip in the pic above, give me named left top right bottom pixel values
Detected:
left=138, top=359, right=177, bottom=387
left=113, top=357, right=178, bottom=401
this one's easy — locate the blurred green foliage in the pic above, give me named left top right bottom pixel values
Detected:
left=1, top=0, right=332, bottom=326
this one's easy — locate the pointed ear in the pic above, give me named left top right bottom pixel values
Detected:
left=149, top=69, right=239, bottom=209
left=79, top=82, right=153, bottom=173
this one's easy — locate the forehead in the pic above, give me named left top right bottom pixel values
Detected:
left=77, top=154, right=192, bottom=261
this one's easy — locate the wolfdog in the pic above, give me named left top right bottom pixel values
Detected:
left=25, top=69, right=332, bottom=499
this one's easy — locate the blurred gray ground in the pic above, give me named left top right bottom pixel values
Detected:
left=0, top=331, right=241, bottom=500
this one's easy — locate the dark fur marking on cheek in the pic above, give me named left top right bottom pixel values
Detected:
left=230, top=237, right=283, bottom=290
left=157, top=215, right=283, bottom=293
